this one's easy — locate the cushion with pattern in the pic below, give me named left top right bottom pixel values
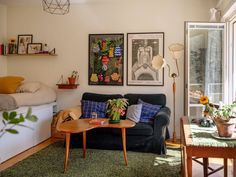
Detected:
left=82, top=100, right=107, bottom=118
left=138, top=99, right=161, bottom=123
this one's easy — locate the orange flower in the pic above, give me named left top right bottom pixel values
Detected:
left=200, top=95, right=209, bottom=105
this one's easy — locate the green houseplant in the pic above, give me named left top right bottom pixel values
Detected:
left=0, top=108, right=38, bottom=138
left=200, top=95, right=236, bottom=137
left=68, top=70, right=78, bottom=85
left=107, top=98, right=128, bottom=123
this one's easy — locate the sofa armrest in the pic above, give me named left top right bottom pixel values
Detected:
left=153, top=107, right=170, bottom=138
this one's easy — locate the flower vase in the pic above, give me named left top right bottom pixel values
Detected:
left=109, top=112, right=121, bottom=124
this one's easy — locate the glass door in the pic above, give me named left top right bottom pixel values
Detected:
left=185, top=22, right=226, bottom=117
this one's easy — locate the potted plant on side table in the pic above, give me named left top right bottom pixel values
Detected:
left=107, top=98, right=128, bottom=124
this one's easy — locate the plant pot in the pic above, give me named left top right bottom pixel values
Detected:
left=68, top=77, right=76, bottom=85
left=214, top=118, right=236, bottom=137
left=109, top=113, right=120, bottom=124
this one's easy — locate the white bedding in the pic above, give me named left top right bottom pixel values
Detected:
left=10, top=84, right=56, bottom=107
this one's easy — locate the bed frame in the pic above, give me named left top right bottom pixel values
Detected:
left=0, top=102, right=56, bottom=163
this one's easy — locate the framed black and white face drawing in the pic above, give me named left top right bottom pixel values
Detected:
left=127, top=32, right=164, bottom=86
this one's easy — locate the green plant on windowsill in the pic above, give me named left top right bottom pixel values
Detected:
left=0, top=107, right=38, bottom=138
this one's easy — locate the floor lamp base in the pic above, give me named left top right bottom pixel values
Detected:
left=165, top=132, right=181, bottom=148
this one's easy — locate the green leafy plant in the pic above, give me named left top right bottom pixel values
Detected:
left=107, top=98, right=128, bottom=121
left=0, top=108, right=38, bottom=138
left=212, top=102, right=236, bottom=122
left=71, top=70, right=78, bottom=78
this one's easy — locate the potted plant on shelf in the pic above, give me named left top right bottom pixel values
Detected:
left=200, top=95, right=236, bottom=137
left=68, top=70, right=78, bottom=85
left=107, top=98, right=128, bottom=124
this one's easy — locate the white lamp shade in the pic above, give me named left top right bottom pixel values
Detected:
left=169, top=43, right=184, bottom=60
left=152, top=55, right=166, bottom=70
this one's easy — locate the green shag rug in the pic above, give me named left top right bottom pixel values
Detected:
left=1, top=142, right=181, bottom=177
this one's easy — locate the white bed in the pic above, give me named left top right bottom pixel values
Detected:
left=0, top=82, right=57, bottom=163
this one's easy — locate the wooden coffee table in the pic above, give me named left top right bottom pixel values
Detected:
left=58, top=118, right=135, bottom=172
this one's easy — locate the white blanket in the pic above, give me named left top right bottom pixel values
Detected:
left=10, top=84, right=56, bottom=107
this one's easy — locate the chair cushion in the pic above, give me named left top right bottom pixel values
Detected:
left=81, top=100, right=107, bottom=118
left=112, top=122, right=153, bottom=136
left=126, top=104, right=142, bottom=123
left=138, top=99, right=161, bottom=123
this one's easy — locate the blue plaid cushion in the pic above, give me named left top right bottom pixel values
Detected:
left=138, top=99, right=161, bottom=123
left=82, top=100, right=107, bottom=118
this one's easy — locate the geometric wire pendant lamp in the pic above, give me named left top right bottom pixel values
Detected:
left=42, top=0, right=70, bottom=15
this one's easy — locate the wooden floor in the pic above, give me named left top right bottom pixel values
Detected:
left=0, top=138, right=234, bottom=176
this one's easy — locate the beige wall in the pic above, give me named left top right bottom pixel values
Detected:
left=0, top=5, right=7, bottom=76
left=216, top=0, right=235, bottom=16
left=5, top=0, right=216, bottom=137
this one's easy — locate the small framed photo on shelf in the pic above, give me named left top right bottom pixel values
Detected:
left=17, top=34, right=33, bottom=54
left=27, top=43, right=42, bottom=54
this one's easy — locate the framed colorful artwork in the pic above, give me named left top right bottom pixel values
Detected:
left=17, top=34, right=33, bottom=54
left=127, top=32, right=164, bottom=86
left=88, top=33, right=124, bottom=85
left=27, top=43, right=42, bottom=54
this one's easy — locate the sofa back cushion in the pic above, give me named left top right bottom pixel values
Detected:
left=124, top=94, right=166, bottom=106
left=82, top=92, right=123, bottom=102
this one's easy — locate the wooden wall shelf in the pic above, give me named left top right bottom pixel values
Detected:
left=5, top=53, right=57, bottom=56
left=56, top=84, right=79, bottom=89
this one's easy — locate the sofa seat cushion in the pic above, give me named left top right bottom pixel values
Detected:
left=112, top=122, right=153, bottom=136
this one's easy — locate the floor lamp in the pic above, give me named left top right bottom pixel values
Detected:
left=152, top=43, right=184, bottom=143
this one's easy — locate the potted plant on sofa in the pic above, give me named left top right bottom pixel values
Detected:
left=107, top=98, right=128, bottom=124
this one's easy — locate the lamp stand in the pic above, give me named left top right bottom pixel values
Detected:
left=172, top=76, right=176, bottom=143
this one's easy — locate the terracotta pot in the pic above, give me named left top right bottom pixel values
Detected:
left=214, top=118, right=236, bottom=137
left=68, top=77, right=76, bottom=85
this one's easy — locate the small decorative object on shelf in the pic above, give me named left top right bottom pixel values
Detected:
left=57, top=73, right=79, bottom=89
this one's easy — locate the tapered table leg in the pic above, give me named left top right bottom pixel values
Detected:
left=187, top=155, right=192, bottom=177
left=121, top=128, right=128, bottom=166
left=64, top=133, right=70, bottom=173
left=83, top=131, right=86, bottom=159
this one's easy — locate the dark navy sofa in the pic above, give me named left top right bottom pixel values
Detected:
left=70, top=92, right=171, bottom=154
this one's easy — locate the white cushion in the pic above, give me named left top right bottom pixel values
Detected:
left=17, top=82, right=41, bottom=93
left=126, top=104, right=142, bottom=123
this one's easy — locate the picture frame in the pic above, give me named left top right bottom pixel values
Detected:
left=27, top=43, right=42, bottom=54
left=127, top=32, right=164, bottom=86
left=17, top=34, right=33, bottom=54
left=88, top=33, right=124, bottom=86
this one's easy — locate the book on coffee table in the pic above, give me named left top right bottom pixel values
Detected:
left=89, top=119, right=106, bottom=125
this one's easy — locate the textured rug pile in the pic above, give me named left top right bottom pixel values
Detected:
left=1, top=142, right=181, bottom=177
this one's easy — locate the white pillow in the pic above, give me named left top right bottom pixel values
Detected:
left=17, top=82, right=41, bottom=93
left=126, top=104, right=142, bottom=123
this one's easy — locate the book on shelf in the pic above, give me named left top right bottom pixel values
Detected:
left=89, top=119, right=106, bottom=125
